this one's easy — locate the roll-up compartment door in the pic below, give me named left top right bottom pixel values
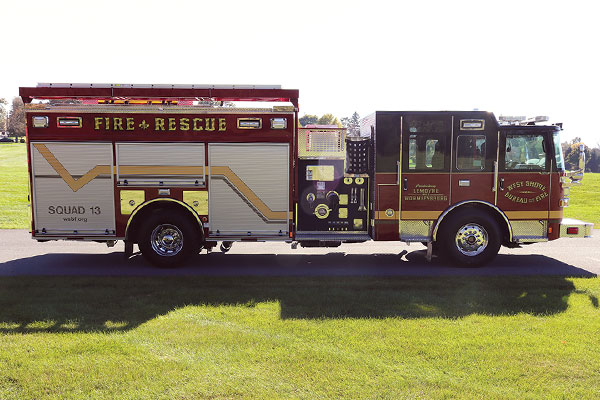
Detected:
left=30, top=142, right=115, bottom=235
left=208, top=143, right=289, bottom=236
left=116, top=142, right=205, bottom=186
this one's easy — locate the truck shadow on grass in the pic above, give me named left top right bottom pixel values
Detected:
left=0, top=251, right=597, bottom=333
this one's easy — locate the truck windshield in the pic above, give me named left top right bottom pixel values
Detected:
left=553, top=131, right=565, bottom=171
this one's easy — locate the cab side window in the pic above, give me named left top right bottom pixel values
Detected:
left=504, top=134, right=547, bottom=171
left=404, top=116, right=449, bottom=172
left=408, top=136, right=445, bottom=170
left=456, top=135, right=486, bottom=170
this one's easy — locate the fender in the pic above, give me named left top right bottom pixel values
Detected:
left=125, top=198, right=203, bottom=241
left=432, top=200, right=513, bottom=242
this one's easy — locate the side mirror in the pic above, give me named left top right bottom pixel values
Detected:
left=571, top=144, right=585, bottom=182
left=578, top=144, right=585, bottom=171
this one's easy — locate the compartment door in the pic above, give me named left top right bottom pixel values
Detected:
left=208, top=143, right=289, bottom=237
left=31, top=142, right=115, bottom=235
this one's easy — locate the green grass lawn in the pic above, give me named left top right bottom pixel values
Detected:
left=0, top=143, right=29, bottom=229
left=2, top=144, right=599, bottom=399
left=564, top=172, right=600, bottom=226
left=0, top=276, right=599, bottom=399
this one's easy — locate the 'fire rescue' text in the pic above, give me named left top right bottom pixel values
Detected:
left=94, top=117, right=227, bottom=132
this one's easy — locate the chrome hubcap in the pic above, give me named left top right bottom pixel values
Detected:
left=151, top=224, right=183, bottom=257
left=455, top=223, right=488, bottom=256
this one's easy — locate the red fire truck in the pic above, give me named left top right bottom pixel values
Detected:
left=19, top=83, right=592, bottom=267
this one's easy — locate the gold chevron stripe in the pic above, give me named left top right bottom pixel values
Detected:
left=33, top=144, right=112, bottom=192
left=33, top=144, right=286, bottom=221
left=210, top=166, right=287, bottom=220
left=34, top=144, right=207, bottom=192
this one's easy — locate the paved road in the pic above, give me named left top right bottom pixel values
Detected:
left=0, top=230, right=598, bottom=277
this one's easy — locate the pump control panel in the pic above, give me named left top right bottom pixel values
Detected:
left=297, top=159, right=369, bottom=233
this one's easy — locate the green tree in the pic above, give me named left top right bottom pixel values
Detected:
left=8, top=97, right=26, bottom=138
left=317, top=113, right=341, bottom=127
left=299, top=114, right=318, bottom=127
left=589, top=148, right=600, bottom=173
left=564, top=142, right=591, bottom=172
left=0, top=98, right=7, bottom=132
left=341, top=112, right=360, bottom=136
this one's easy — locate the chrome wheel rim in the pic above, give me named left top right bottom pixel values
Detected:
left=455, top=223, right=488, bottom=256
left=150, top=224, right=183, bottom=257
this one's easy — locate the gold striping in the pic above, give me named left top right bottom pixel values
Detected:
left=504, top=211, right=548, bottom=220
left=210, top=166, right=287, bottom=220
left=401, top=211, right=443, bottom=220
left=33, top=143, right=111, bottom=192
left=548, top=210, right=563, bottom=219
left=34, top=143, right=205, bottom=192
left=118, top=166, right=204, bottom=175
left=375, top=210, right=399, bottom=220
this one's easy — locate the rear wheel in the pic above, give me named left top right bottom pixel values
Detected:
left=138, top=210, right=200, bottom=268
left=440, top=209, right=501, bottom=267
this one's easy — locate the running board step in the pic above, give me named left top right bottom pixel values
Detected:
left=294, top=232, right=371, bottom=241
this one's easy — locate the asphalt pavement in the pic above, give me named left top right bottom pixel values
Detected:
left=0, top=229, right=598, bottom=277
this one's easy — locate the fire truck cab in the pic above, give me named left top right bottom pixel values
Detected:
left=19, top=83, right=592, bottom=267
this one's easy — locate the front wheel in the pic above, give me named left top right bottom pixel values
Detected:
left=138, top=211, right=201, bottom=268
left=440, top=209, right=501, bottom=267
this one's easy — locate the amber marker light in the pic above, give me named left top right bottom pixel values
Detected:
left=270, top=118, right=287, bottom=129
left=32, top=116, right=49, bottom=128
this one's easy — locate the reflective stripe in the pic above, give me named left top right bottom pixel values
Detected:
left=401, top=211, right=443, bottom=220
left=504, top=211, right=548, bottom=220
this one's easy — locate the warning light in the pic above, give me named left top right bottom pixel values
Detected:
left=57, top=117, right=82, bottom=128
left=566, top=227, right=579, bottom=235
left=32, top=116, right=49, bottom=128
left=237, top=118, right=262, bottom=129
left=271, top=118, right=287, bottom=129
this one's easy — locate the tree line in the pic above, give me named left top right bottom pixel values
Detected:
left=1, top=97, right=597, bottom=173
left=561, top=138, right=600, bottom=172
left=0, top=97, right=26, bottom=138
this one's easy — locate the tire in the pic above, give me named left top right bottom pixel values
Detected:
left=138, top=210, right=201, bottom=268
left=439, top=209, right=501, bottom=267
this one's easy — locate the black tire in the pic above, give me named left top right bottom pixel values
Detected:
left=138, top=210, right=201, bottom=268
left=439, top=208, right=501, bottom=267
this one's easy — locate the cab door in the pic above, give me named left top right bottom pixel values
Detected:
left=496, top=130, right=551, bottom=238
left=399, top=114, right=451, bottom=240
left=450, top=116, right=497, bottom=205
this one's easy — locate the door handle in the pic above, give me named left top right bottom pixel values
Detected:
left=492, top=160, right=498, bottom=192
left=499, top=177, right=504, bottom=191
left=403, top=178, right=408, bottom=191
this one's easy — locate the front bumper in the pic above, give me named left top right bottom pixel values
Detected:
left=559, top=218, right=594, bottom=238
